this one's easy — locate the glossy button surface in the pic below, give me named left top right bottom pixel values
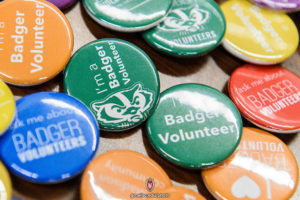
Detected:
left=221, top=0, right=299, bottom=64
left=160, top=186, right=206, bottom=200
left=229, top=65, right=300, bottom=133
left=250, top=0, right=300, bottom=12
left=83, top=0, right=173, bottom=32
left=0, top=162, right=12, bottom=200
left=0, top=0, right=73, bottom=86
left=202, top=127, right=299, bottom=200
left=80, top=150, right=172, bottom=200
left=143, top=0, right=226, bottom=57
left=47, top=0, right=77, bottom=9
left=0, top=92, right=99, bottom=183
left=64, top=39, right=160, bottom=131
left=0, top=80, right=15, bottom=135
left=146, top=83, right=243, bottom=169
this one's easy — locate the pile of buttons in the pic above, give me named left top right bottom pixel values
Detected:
left=0, top=0, right=299, bottom=199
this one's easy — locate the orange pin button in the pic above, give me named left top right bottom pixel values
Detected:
left=160, top=186, right=206, bottom=200
left=0, top=0, right=73, bottom=86
left=80, top=150, right=172, bottom=200
left=202, top=127, right=299, bottom=200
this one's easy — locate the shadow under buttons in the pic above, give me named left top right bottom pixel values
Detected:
left=0, top=80, right=15, bottom=136
left=143, top=0, right=226, bottom=57
left=80, top=150, right=172, bottom=200
left=0, top=162, right=12, bottom=200
left=0, top=92, right=99, bottom=183
left=82, top=0, right=173, bottom=32
left=229, top=64, right=300, bottom=133
left=250, top=0, right=300, bottom=12
left=146, top=83, right=243, bottom=169
left=202, top=127, right=299, bottom=200
left=0, top=0, right=73, bottom=86
left=221, top=0, right=299, bottom=65
left=64, top=38, right=160, bottom=131
left=46, top=0, right=77, bottom=9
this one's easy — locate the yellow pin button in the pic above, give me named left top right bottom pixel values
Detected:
left=0, top=80, right=15, bottom=135
left=221, top=0, right=299, bottom=64
left=0, top=162, right=12, bottom=200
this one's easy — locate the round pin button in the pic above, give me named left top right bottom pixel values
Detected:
left=229, top=65, right=300, bottom=133
left=0, top=162, right=12, bottom=200
left=0, top=92, right=99, bottom=183
left=221, top=0, right=299, bottom=65
left=80, top=150, right=172, bottom=200
left=83, top=0, right=173, bottom=32
left=64, top=39, right=160, bottom=131
left=202, top=127, right=299, bottom=200
left=143, top=0, right=226, bottom=57
left=0, top=0, right=73, bottom=86
left=0, top=80, right=15, bottom=135
left=146, top=83, right=243, bottom=169
left=160, top=186, right=206, bottom=200
left=47, top=0, right=77, bottom=9
left=250, top=0, right=300, bottom=12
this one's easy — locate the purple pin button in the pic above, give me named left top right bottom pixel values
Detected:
left=250, top=0, right=300, bottom=12
left=47, top=0, right=77, bottom=9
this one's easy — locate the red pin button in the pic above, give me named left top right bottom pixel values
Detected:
left=229, top=65, right=300, bottom=133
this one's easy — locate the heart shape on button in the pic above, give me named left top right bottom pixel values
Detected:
left=231, top=176, right=261, bottom=199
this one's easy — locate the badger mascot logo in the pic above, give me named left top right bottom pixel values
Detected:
left=158, top=4, right=209, bottom=32
left=91, top=83, right=153, bottom=127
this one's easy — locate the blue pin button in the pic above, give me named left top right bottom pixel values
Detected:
left=0, top=92, right=100, bottom=183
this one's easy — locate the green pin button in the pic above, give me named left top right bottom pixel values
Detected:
left=146, top=84, right=243, bottom=169
left=64, top=39, right=160, bottom=131
left=83, top=0, right=174, bottom=32
left=143, top=0, right=226, bottom=57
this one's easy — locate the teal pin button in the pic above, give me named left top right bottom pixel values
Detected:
left=146, top=84, right=243, bottom=169
left=83, top=0, right=173, bottom=32
left=143, top=0, right=226, bottom=57
left=64, top=39, right=160, bottom=131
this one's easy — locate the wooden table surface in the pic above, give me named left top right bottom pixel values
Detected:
left=8, top=1, right=300, bottom=199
